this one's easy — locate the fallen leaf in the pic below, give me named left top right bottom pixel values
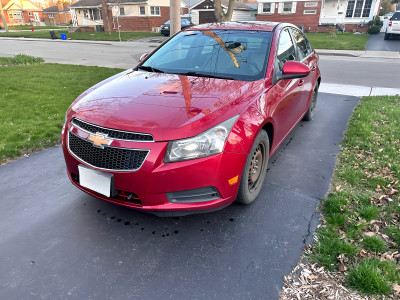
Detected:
left=338, top=265, right=347, bottom=272
left=394, top=284, right=400, bottom=294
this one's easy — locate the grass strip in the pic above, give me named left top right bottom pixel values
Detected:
left=0, top=59, right=123, bottom=163
left=309, top=95, right=400, bottom=296
left=0, top=30, right=160, bottom=41
left=306, top=32, right=370, bottom=50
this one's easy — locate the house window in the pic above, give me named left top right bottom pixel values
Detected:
left=263, top=3, right=272, bottom=13
left=150, top=6, right=160, bottom=16
left=346, top=0, right=371, bottom=18
left=362, top=0, right=372, bottom=17
left=9, top=11, right=23, bottom=19
left=305, top=2, right=318, bottom=7
left=28, top=12, right=32, bottom=16
left=283, top=2, right=293, bottom=12
left=120, top=7, right=125, bottom=16
left=49, top=13, right=54, bottom=18
left=139, top=6, right=145, bottom=15
left=303, top=10, right=316, bottom=14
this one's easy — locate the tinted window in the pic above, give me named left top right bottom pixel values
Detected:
left=392, top=12, right=400, bottom=20
left=291, top=28, right=312, bottom=60
left=276, top=29, right=296, bottom=71
left=141, top=30, right=273, bottom=81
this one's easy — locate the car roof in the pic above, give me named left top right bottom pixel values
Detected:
left=188, top=21, right=280, bottom=32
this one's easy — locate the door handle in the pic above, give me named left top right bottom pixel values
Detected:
left=298, top=80, right=305, bottom=86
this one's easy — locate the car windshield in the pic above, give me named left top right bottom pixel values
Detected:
left=140, top=30, right=273, bottom=81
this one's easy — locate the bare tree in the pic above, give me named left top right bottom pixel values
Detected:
left=214, top=0, right=235, bottom=22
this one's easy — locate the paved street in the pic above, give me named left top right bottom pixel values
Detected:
left=0, top=93, right=358, bottom=299
left=1, top=37, right=400, bottom=89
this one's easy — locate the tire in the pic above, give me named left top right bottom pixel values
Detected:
left=384, top=33, right=389, bottom=40
left=302, top=84, right=319, bottom=121
left=236, top=130, right=269, bottom=205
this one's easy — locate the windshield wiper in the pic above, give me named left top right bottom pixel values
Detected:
left=178, top=72, right=234, bottom=80
left=137, top=65, right=165, bottom=73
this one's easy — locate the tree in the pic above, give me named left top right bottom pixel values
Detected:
left=0, top=1, right=8, bottom=32
left=380, top=0, right=394, bottom=15
left=214, top=0, right=235, bottom=22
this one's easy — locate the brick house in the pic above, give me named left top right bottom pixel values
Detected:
left=257, top=0, right=382, bottom=32
left=0, top=0, right=42, bottom=26
left=42, top=3, right=72, bottom=25
left=190, top=0, right=255, bottom=24
left=69, top=0, right=188, bottom=32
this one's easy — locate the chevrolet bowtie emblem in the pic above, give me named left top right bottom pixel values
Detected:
left=88, top=132, right=112, bottom=149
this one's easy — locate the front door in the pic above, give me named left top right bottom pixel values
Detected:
left=33, top=12, right=39, bottom=22
left=267, top=28, right=304, bottom=147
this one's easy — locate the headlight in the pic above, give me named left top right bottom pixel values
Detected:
left=165, top=115, right=239, bottom=163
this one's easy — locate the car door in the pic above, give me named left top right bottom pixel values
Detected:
left=289, top=27, right=318, bottom=117
left=267, top=28, right=304, bottom=145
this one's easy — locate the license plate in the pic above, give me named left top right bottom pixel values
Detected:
left=78, top=165, right=115, bottom=197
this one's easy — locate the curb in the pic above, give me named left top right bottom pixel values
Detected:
left=316, top=49, right=400, bottom=59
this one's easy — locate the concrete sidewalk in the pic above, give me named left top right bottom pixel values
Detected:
left=316, top=49, right=400, bottom=59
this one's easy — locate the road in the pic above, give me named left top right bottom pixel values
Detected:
left=1, top=37, right=400, bottom=89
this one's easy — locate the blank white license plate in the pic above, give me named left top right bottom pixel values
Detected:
left=78, top=165, right=114, bottom=197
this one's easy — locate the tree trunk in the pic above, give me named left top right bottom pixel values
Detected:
left=101, top=0, right=112, bottom=35
left=170, top=0, right=181, bottom=36
left=0, top=1, right=9, bottom=32
left=214, top=0, right=235, bottom=22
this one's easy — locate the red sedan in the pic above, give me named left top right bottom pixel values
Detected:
left=62, top=22, right=321, bottom=216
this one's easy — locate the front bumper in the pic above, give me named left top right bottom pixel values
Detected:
left=62, top=121, right=247, bottom=215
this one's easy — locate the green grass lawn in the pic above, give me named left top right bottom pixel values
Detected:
left=0, top=30, right=161, bottom=41
left=309, top=95, right=400, bottom=296
left=0, top=57, right=123, bottom=163
left=8, top=25, right=68, bottom=30
left=306, top=32, right=370, bottom=50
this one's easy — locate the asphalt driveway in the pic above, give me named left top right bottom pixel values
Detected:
left=0, top=93, right=358, bottom=299
left=365, top=32, right=400, bottom=51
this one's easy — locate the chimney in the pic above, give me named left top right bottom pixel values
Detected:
left=57, top=2, right=64, bottom=11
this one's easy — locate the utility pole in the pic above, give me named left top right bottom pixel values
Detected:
left=0, top=1, right=9, bottom=32
left=170, top=0, right=181, bottom=36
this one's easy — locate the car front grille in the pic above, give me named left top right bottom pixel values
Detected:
left=68, top=132, right=149, bottom=171
left=71, top=118, right=154, bottom=142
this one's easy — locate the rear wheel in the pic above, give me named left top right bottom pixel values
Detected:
left=302, top=84, right=319, bottom=121
left=384, top=33, right=389, bottom=40
left=236, top=130, right=269, bottom=205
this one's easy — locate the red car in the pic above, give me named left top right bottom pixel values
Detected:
left=62, top=22, right=321, bottom=216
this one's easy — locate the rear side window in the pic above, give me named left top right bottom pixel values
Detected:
left=392, top=13, right=400, bottom=20
left=290, top=28, right=311, bottom=61
left=276, top=28, right=296, bottom=71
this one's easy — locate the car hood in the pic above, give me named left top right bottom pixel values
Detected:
left=70, top=70, right=263, bottom=141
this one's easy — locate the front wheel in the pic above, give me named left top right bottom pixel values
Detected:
left=302, top=85, right=319, bottom=121
left=236, top=130, right=269, bottom=205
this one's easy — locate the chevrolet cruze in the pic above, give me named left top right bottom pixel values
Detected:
left=62, top=22, right=321, bottom=216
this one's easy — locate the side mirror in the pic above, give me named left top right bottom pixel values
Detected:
left=139, top=53, right=149, bottom=62
left=276, top=61, right=310, bottom=82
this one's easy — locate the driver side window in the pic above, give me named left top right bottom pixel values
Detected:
left=276, top=28, right=296, bottom=71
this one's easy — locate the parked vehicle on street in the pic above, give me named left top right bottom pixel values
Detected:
left=62, top=22, right=321, bottom=216
left=384, top=12, right=400, bottom=39
left=160, top=19, right=193, bottom=36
